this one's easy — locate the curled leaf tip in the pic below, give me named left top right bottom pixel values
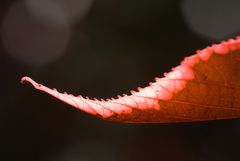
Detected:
left=21, top=76, right=29, bottom=84
left=21, top=76, right=42, bottom=89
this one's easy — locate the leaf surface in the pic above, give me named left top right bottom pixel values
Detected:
left=21, top=37, right=240, bottom=123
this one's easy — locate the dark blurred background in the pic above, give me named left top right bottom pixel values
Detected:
left=0, top=0, right=240, bottom=161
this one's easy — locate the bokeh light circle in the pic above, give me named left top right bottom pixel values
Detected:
left=1, top=2, right=71, bottom=67
left=181, top=0, right=240, bottom=40
left=25, top=0, right=94, bottom=26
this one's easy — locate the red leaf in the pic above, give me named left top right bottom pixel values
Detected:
left=21, top=36, right=240, bottom=123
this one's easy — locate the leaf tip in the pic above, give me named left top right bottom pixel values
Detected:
left=20, top=76, right=41, bottom=89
